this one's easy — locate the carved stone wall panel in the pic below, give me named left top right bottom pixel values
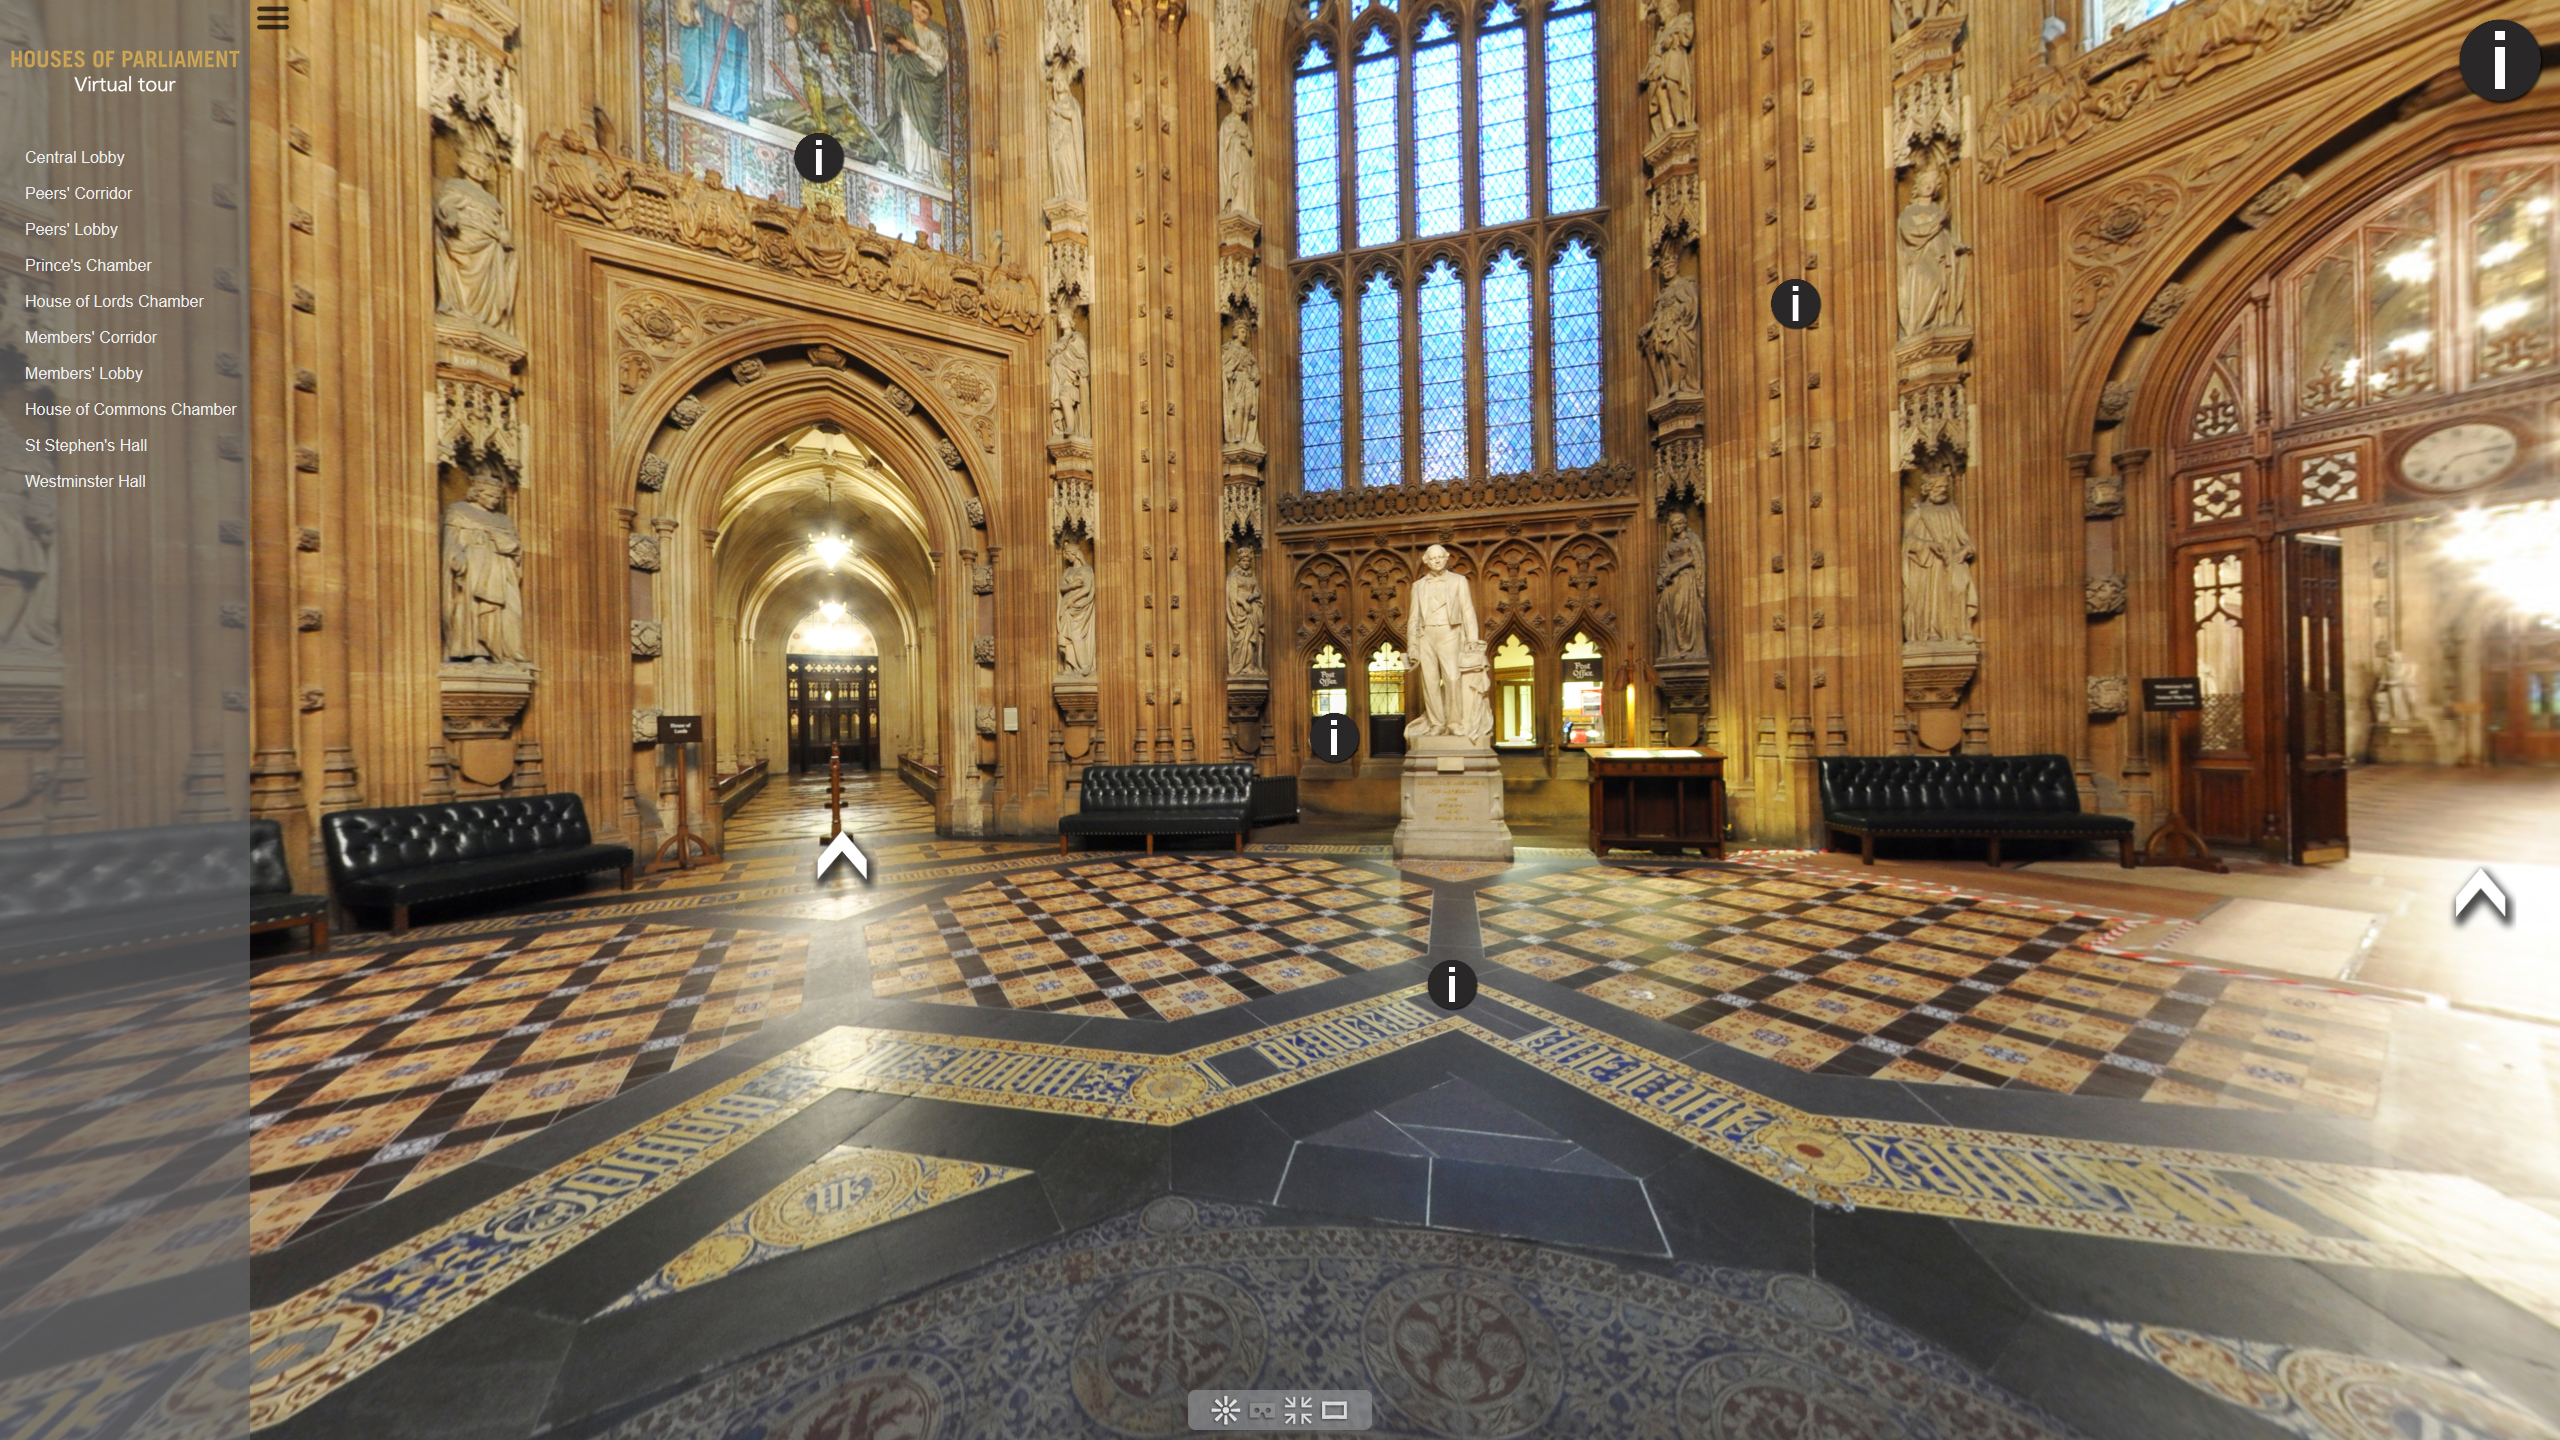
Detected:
left=1979, top=0, right=2361, bottom=182
left=890, top=345, right=1003, bottom=455
left=532, top=134, right=1042, bottom=337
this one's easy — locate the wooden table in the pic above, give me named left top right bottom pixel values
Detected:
left=1587, top=748, right=1726, bottom=857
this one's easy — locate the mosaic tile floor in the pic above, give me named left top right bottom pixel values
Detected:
left=1479, top=863, right=2392, bottom=1116
left=863, top=853, right=1432, bottom=1018
left=2063, top=1317, right=2560, bottom=1440
left=718, top=770, right=942, bottom=848
left=0, top=978, right=250, bottom=1319
left=248, top=920, right=805, bottom=1250
left=604, top=1144, right=1028, bottom=1312
left=603, top=1199, right=2084, bottom=1440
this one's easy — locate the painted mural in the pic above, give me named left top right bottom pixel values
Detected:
left=639, top=0, right=971, bottom=254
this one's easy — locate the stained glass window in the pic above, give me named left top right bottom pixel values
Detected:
left=1483, top=249, right=1534, bottom=474
left=1550, top=238, right=1603, bottom=469
left=1300, top=278, right=1345, bottom=491
left=1354, top=30, right=1401, bottom=248
left=1417, top=259, right=1468, bottom=482
left=1359, top=269, right=1405, bottom=486
left=1478, top=0, right=1528, bottom=226
left=1294, top=42, right=1339, bottom=256
left=1412, top=13, right=1464, bottom=238
left=1287, top=0, right=1606, bottom=488
left=1544, top=1, right=1597, bottom=214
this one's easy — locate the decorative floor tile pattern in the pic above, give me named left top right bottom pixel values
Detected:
left=247, top=1028, right=870, bottom=1429
left=1479, top=862, right=2391, bottom=1117
left=234, top=986, right=2560, bottom=1430
left=863, top=854, right=1431, bottom=1019
left=0, top=978, right=250, bottom=1322
left=717, top=771, right=942, bottom=848
left=2060, top=1317, right=2559, bottom=1440
left=248, top=921, right=805, bottom=1251
left=602, top=1144, right=1030, bottom=1313
left=606, top=1200, right=2085, bottom=1440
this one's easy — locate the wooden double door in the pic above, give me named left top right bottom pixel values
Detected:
left=2178, top=533, right=2348, bottom=865
left=787, top=655, right=878, bottom=773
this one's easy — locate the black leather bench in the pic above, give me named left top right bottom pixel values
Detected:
left=322, top=793, right=634, bottom=933
left=251, top=818, right=330, bottom=955
left=1058, top=762, right=1255, bottom=854
left=0, top=823, right=248, bottom=974
left=1818, top=754, right=2135, bottom=868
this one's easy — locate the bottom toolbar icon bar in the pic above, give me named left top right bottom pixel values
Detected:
left=1190, top=1390, right=1373, bottom=1431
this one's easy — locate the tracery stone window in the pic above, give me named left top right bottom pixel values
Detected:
left=1289, top=0, right=1605, bottom=491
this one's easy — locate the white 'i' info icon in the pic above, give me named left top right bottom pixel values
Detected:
left=2464, top=20, right=2543, bottom=103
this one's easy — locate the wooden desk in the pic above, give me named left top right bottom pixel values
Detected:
left=1587, top=748, right=1726, bottom=858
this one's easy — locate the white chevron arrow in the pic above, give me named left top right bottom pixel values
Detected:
left=817, top=830, right=870, bottom=881
left=2453, top=868, right=2509, bottom=923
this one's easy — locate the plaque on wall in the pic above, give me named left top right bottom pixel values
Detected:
left=2140, top=679, right=2202, bottom=712
left=657, top=714, right=705, bottom=743
left=1563, top=658, right=1601, bottom=682
left=1310, top=666, right=1347, bottom=690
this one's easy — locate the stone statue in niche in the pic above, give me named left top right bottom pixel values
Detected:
left=1896, top=156, right=1964, bottom=339
left=1226, top=546, right=1265, bottom=676
left=435, top=123, right=518, bottom=331
left=1218, top=97, right=1255, bottom=218
left=2371, top=648, right=2423, bottom=726
left=1056, top=537, right=1096, bottom=675
left=1048, top=311, right=1089, bottom=439
left=0, top=474, right=59, bottom=652
left=1405, top=544, right=1490, bottom=746
left=1221, top=325, right=1260, bottom=448
left=1900, top=464, right=1979, bottom=645
left=442, top=470, right=530, bottom=663
left=1639, top=3, right=1695, bottom=141
left=1654, top=509, right=1706, bottom=660
left=1639, top=270, right=1701, bottom=400
left=1046, top=60, right=1086, bottom=207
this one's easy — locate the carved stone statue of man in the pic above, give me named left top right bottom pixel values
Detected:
left=1404, top=544, right=1487, bottom=745
left=435, top=124, right=518, bottom=330
left=2372, top=648, right=2423, bottom=726
left=1048, top=313, right=1089, bottom=439
left=1226, top=546, right=1265, bottom=676
left=1218, top=103, right=1255, bottom=218
left=442, top=472, right=530, bottom=663
left=1639, top=271, right=1701, bottom=400
left=1221, top=327, right=1260, bottom=448
left=0, top=440, right=59, bottom=652
left=1056, top=537, right=1096, bottom=675
left=1896, top=158, right=1963, bottom=338
left=1655, top=509, right=1706, bottom=659
left=1046, top=60, right=1086, bottom=207
left=1900, top=465, right=1979, bottom=645
left=1640, top=6, right=1695, bottom=141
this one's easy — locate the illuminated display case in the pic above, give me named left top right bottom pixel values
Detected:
left=1559, top=631, right=1605, bottom=747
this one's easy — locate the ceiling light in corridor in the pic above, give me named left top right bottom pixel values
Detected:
left=819, top=600, right=847, bottom=623
left=810, top=535, right=852, bottom=570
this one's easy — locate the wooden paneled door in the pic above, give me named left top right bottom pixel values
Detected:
left=2284, top=535, right=2349, bottom=864
left=787, top=655, right=879, bottom=773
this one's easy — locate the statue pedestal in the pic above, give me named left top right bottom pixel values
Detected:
left=1392, top=734, right=1514, bottom=862
left=2369, top=724, right=2435, bottom=765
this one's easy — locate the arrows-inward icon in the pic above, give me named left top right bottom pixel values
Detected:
left=817, top=831, right=870, bottom=881
left=2453, top=868, right=2509, bottom=924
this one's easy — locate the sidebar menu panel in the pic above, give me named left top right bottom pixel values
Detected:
left=1, top=2, right=253, bottom=1434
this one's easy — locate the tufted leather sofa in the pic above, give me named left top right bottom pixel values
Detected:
left=0, top=823, right=248, bottom=973
left=250, top=818, right=331, bottom=954
left=1817, top=754, right=2134, bottom=868
left=1057, top=762, right=1256, bottom=854
left=321, top=793, right=634, bottom=932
